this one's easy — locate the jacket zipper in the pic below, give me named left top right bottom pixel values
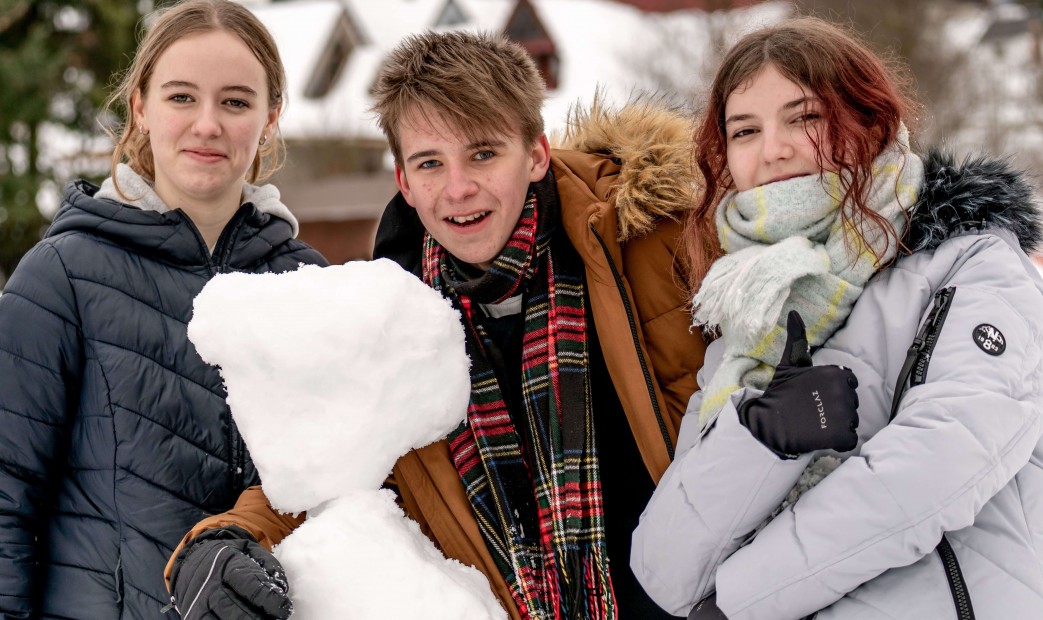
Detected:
left=889, top=287, right=955, bottom=421
left=214, top=208, right=250, bottom=493
left=885, top=286, right=973, bottom=619
left=184, top=206, right=251, bottom=492
left=911, top=287, right=955, bottom=387
left=590, top=226, right=673, bottom=459
left=938, top=537, right=976, bottom=620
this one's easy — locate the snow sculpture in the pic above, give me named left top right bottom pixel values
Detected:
left=188, top=259, right=505, bottom=619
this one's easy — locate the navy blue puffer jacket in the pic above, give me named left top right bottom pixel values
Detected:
left=0, top=179, right=327, bottom=618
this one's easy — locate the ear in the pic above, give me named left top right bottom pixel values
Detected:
left=394, top=164, right=415, bottom=207
left=528, top=133, right=551, bottom=182
left=130, top=88, right=146, bottom=132
left=264, top=102, right=282, bottom=143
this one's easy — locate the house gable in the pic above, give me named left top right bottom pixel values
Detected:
left=435, top=0, right=470, bottom=28
left=304, top=9, right=365, bottom=99
left=504, top=0, right=559, bottom=89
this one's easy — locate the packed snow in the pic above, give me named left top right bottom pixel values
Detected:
left=188, top=259, right=504, bottom=619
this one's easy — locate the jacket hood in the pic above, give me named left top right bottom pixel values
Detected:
left=47, top=179, right=299, bottom=268
left=93, top=163, right=300, bottom=237
left=553, top=96, right=699, bottom=241
left=907, top=150, right=1042, bottom=254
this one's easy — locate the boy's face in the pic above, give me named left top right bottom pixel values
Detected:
left=394, top=109, right=551, bottom=271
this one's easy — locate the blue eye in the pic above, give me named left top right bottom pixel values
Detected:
left=226, top=99, right=249, bottom=109
left=473, top=150, right=495, bottom=161
left=169, top=94, right=192, bottom=103
left=418, top=160, right=440, bottom=170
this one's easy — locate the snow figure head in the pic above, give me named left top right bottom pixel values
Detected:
left=188, top=259, right=471, bottom=513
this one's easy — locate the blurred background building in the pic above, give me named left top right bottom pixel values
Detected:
left=2, top=0, right=1042, bottom=285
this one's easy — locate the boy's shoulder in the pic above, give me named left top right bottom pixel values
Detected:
left=552, top=101, right=698, bottom=242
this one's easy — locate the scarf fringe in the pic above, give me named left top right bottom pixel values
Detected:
left=693, top=237, right=829, bottom=341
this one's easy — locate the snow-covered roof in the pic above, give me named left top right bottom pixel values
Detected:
left=230, top=0, right=1043, bottom=177
left=247, top=0, right=790, bottom=144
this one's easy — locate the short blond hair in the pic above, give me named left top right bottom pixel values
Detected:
left=372, top=31, right=545, bottom=166
left=103, top=0, right=286, bottom=198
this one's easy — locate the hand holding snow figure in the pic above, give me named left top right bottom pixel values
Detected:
left=182, top=259, right=505, bottom=620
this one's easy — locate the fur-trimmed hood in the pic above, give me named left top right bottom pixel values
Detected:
left=553, top=98, right=699, bottom=241
left=907, top=150, right=1042, bottom=254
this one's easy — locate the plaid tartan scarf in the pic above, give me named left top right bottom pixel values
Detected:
left=421, top=173, right=616, bottom=619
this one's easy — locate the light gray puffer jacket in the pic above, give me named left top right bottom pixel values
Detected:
left=631, top=152, right=1043, bottom=620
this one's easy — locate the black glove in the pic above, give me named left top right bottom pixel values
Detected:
left=169, top=525, right=292, bottom=620
left=739, top=310, right=860, bottom=458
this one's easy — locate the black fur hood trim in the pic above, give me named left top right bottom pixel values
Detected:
left=906, top=150, right=1042, bottom=254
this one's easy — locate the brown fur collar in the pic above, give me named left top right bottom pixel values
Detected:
left=553, top=96, right=700, bottom=241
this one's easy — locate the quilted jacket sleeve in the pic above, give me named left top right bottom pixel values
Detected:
left=711, top=273, right=1043, bottom=619
left=713, top=243, right=1043, bottom=620
left=631, top=341, right=813, bottom=616
left=0, top=242, right=83, bottom=616
left=633, top=236, right=1043, bottom=620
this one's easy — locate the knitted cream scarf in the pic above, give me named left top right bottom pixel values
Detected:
left=694, top=125, right=923, bottom=426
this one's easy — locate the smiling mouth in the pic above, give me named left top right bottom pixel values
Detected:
left=766, top=173, right=810, bottom=185
left=185, top=149, right=225, bottom=159
left=447, top=211, right=489, bottom=226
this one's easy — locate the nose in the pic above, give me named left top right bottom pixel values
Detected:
left=761, top=124, right=794, bottom=163
left=443, top=164, right=478, bottom=202
left=192, top=102, right=222, bottom=138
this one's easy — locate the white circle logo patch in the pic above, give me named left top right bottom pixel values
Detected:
left=973, top=324, right=1005, bottom=356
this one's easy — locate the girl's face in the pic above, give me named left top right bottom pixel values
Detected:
left=723, top=64, right=834, bottom=192
left=132, top=30, right=278, bottom=212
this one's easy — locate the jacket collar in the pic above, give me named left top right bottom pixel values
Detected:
left=47, top=177, right=298, bottom=269
left=907, top=150, right=1041, bottom=254
left=94, top=163, right=300, bottom=237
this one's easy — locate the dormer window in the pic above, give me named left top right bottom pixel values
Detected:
left=504, top=0, right=559, bottom=90
left=304, top=13, right=360, bottom=99
left=435, top=0, right=469, bottom=28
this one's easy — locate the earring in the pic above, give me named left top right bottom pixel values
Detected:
left=259, top=134, right=268, bottom=146
left=139, top=125, right=149, bottom=136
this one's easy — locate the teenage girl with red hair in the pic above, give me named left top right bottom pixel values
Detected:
left=633, top=17, right=1043, bottom=620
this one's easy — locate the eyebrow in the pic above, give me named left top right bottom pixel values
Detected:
left=405, top=149, right=440, bottom=164
left=724, top=96, right=818, bottom=126
left=468, top=139, right=506, bottom=150
left=404, top=139, right=507, bottom=164
left=159, top=80, right=258, bottom=97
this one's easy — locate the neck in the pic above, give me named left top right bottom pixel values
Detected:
left=182, top=202, right=240, bottom=249
left=156, top=182, right=244, bottom=249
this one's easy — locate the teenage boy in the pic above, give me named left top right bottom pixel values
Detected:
left=167, top=31, right=706, bottom=619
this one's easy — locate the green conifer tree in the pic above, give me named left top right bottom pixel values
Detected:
left=0, top=0, right=140, bottom=287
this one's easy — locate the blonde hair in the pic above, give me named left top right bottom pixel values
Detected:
left=102, top=0, right=286, bottom=199
left=371, top=30, right=545, bottom=166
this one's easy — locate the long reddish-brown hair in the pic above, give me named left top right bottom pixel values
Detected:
left=685, top=17, right=918, bottom=294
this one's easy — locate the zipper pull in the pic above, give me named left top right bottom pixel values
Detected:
left=160, top=596, right=177, bottom=614
left=890, top=287, right=956, bottom=421
left=890, top=338, right=924, bottom=422
left=911, top=288, right=956, bottom=387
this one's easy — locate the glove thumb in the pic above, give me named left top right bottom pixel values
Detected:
left=779, top=310, right=812, bottom=368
